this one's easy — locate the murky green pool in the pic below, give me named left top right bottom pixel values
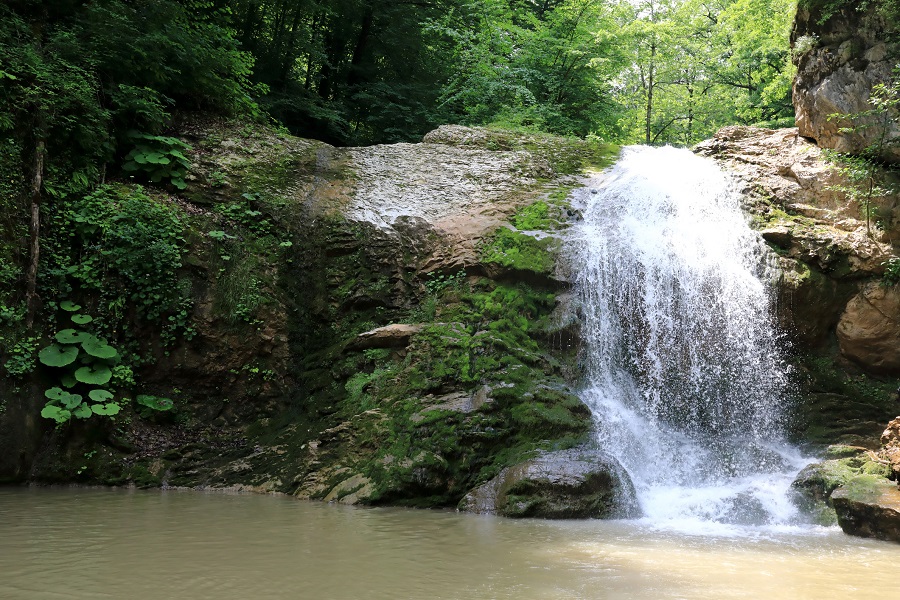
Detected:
left=1, top=487, right=897, bottom=599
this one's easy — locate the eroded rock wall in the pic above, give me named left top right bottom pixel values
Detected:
left=792, top=0, right=900, bottom=161
left=6, top=122, right=634, bottom=515
left=696, top=126, right=899, bottom=447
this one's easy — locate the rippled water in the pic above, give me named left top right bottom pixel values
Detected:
left=1, top=488, right=898, bottom=599
left=571, top=146, right=807, bottom=532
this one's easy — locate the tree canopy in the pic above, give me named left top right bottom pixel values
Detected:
left=1, top=0, right=798, bottom=154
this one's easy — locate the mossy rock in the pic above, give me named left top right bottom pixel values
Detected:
left=831, top=477, right=900, bottom=542
left=791, top=450, right=893, bottom=525
left=458, top=447, right=639, bottom=519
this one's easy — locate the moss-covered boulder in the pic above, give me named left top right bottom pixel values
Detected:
left=458, top=447, right=640, bottom=519
left=791, top=445, right=894, bottom=526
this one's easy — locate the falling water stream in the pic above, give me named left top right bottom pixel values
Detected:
left=571, top=146, right=809, bottom=533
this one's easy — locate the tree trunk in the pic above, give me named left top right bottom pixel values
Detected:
left=24, top=135, right=45, bottom=330
left=645, top=49, right=655, bottom=145
left=346, top=8, right=374, bottom=88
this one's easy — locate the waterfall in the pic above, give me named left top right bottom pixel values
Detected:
left=571, top=146, right=809, bottom=532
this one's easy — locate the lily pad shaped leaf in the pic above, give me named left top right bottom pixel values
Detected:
left=72, top=404, right=93, bottom=419
left=136, top=395, right=174, bottom=411
left=41, top=405, right=71, bottom=423
left=91, top=403, right=121, bottom=416
left=75, top=364, right=112, bottom=385
left=60, top=301, right=81, bottom=312
left=89, top=389, right=114, bottom=403
left=45, top=387, right=67, bottom=400
left=61, top=374, right=77, bottom=388
left=61, top=393, right=83, bottom=409
left=56, top=329, right=91, bottom=344
left=38, top=344, right=79, bottom=367
left=81, top=336, right=118, bottom=360
left=71, top=314, right=93, bottom=325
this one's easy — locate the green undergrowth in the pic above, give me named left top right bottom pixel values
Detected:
left=480, top=228, right=557, bottom=274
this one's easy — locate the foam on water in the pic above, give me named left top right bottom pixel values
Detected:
left=570, top=146, right=812, bottom=536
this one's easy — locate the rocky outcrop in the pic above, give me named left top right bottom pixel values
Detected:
left=694, top=126, right=894, bottom=345
left=837, top=283, right=900, bottom=374
left=696, top=126, right=900, bottom=448
left=880, top=417, right=900, bottom=478
left=4, top=121, right=621, bottom=517
left=458, top=447, right=639, bottom=519
left=792, top=0, right=900, bottom=161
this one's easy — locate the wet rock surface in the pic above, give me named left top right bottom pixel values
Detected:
left=458, top=447, right=639, bottom=519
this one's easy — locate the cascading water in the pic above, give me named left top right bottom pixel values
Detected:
left=571, top=146, right=810, bottom=533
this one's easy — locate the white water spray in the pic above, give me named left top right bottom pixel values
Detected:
left=571, top=146, right=809, bottom=533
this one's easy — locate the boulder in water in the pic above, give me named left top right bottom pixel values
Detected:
left=790, top=447, right=889, bottom=523
left=832, top=477, right=900, bottom=543
left=458, top=447, right=640, bottom=519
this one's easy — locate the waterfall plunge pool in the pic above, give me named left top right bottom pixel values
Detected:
left=5, top=149, right=892, bottom=598
left=2, top=487, right=898, bottom=600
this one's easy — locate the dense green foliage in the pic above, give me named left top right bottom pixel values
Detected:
left=0, top=0, right=799, bottom=153
left=225, top=0, right=796, bottom=144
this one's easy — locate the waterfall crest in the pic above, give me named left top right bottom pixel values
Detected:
left=571, top=146, right=808, bottom=532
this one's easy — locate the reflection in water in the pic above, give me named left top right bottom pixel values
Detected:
left=1, top=488, right=898, bottom=599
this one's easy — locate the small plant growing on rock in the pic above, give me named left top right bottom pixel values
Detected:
left=882, top=258, right=900, bottom=286
left=825, top=65, right=900, bottom=238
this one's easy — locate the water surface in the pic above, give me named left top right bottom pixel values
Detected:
left=2, top=488, right=898, bottom=599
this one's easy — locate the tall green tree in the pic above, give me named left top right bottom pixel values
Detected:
left=436, top=0, right=627, bottom=136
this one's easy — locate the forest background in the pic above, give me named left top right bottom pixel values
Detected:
left=1, top=0, right=798, bottom=159
left=0, top=0, right=802, bottom=361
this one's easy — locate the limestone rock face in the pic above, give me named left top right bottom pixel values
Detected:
left=695, top=126, right=893, bottom=349
left=792, top=2, right=900, bottom=162
left=881, top=418, right=900, bottom=479
left=458, top=447, right=640, bottom=519
left=837, top=283, right=900, bottom=375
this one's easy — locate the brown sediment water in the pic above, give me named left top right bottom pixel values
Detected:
left=1, top=487, right=898, bottom=599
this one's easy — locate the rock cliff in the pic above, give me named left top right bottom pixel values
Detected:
left=1, top=120, right=635, bottom=516
left=792, top=0, right=900, bottom=161
left=697, top=127, right=898, bottom=429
